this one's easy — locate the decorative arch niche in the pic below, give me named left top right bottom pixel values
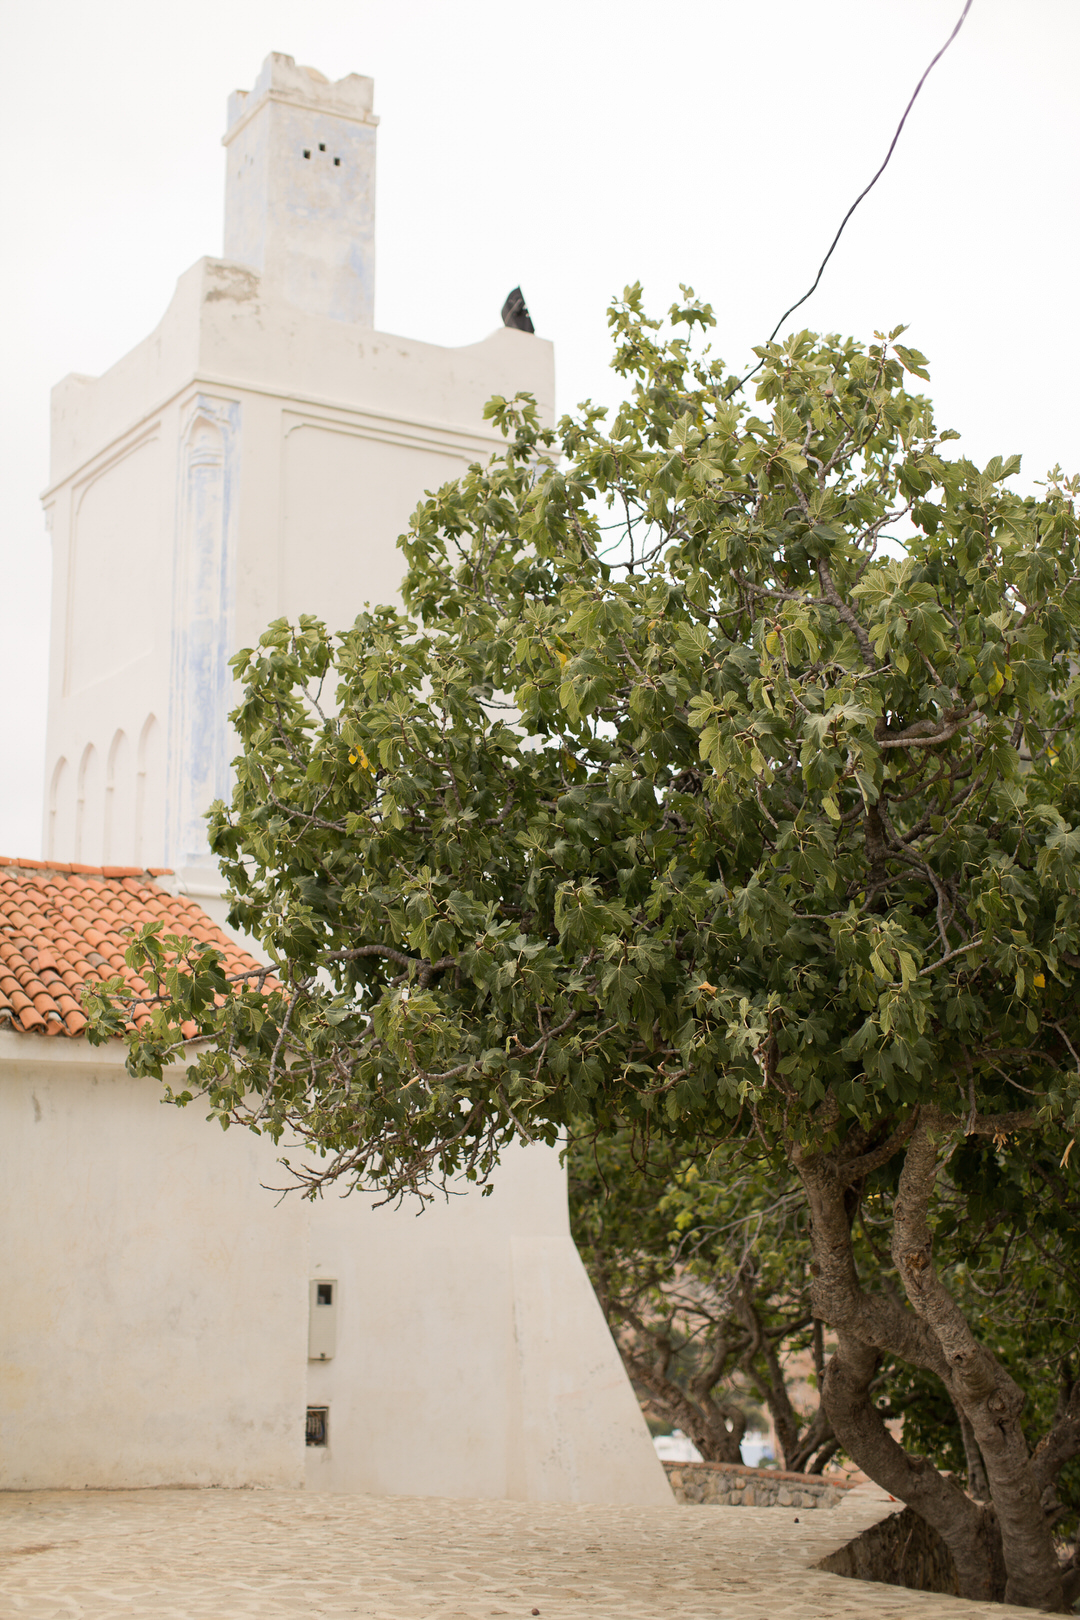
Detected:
left=75, top=743, right=102, bottom=864
left=135, top=714, right=164, bottom=869
left=47, top=756, right=71, bottom=862
left=104, top=729, right=132, bottom=866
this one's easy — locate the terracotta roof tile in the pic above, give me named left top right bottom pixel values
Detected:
left=0, top=859, right=272, bottom=1038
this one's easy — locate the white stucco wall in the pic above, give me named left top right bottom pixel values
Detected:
left=304, top=1140, right=671, bottom=1505
left=0, top=1034, right=308, bottom=1490
left=0, top=1028, right=669, bottom=1505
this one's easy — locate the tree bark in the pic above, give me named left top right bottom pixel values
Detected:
left=956, top=1404, right=991, bottom=1501
left=824, top=1330, right=1005, bottom=1602
left=756, top=1330, right=804, bottom=1469
left=788, top=1401, right=836, bottom=1474
left=1031, top=1376, right=1080, bottom=1499
left=793, top=1140, right=1016, bottom=1605
left=734, top=1282, right=810, bottom=1468
left=797, top=1317, right=840, bottom=1471
left=893, top=1118, right=1065, bottom=1611
left=616, top=1314, right=747, bottom=1463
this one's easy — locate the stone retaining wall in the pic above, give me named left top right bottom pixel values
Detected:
left=664, top=1460, right=856, bottom=1509
left=817, top=1503, right=961, bottom=1595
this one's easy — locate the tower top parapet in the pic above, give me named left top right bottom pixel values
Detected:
left=223, top=53, right=377, bottom=327
left=224, top=53, right=377, bottom=139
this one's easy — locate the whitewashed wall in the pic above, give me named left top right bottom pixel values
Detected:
left=0, top=1034, right=308, bottom=1489
left=0, top=1031, right=670, bottom=1505
left=305, top=1140, right=672, bottom=1504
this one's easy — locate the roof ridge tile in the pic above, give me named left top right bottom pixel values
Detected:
left=0, top=856, right=175, bottom=879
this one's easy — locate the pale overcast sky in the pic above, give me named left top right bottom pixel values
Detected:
left=1, top=0, right=1076, bottom=857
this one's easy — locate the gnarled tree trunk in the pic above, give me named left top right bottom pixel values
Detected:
left=794, top=1115, right=1068, bottom=1610
left=892, top=1120, right=1063, bottom=1610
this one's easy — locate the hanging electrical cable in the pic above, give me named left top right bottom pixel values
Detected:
left=729, top=0, right=975, bottom=395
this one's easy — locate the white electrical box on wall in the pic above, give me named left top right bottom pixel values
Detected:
left=308, top=1277, right=338, bottom=1361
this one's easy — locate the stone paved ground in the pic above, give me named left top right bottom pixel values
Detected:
left=0, top=1484, right=1039, bottom=1619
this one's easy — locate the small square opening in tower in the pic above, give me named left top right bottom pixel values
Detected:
left=309, top=1277, right=338, bottom=1360
left=306, top=1406, right=329, bottom=1447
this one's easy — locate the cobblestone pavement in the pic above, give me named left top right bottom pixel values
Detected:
left=0, top=1484, right=1038, bottom=1619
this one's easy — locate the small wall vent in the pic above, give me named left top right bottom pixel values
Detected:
left=308, top=1277, right=338, bottom=1360
left=306, top=1406, right=329, bottom=1446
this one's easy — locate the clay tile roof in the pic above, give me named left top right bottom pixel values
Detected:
left=0, top=857, right=272, bottom=1038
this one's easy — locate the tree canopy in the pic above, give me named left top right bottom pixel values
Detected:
left=89, top=289, right=1080, bottom=1608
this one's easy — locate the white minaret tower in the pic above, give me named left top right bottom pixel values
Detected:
left=35, top=54, right=670, bottom=1509
left=41, top=53, right=553, bottom=896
